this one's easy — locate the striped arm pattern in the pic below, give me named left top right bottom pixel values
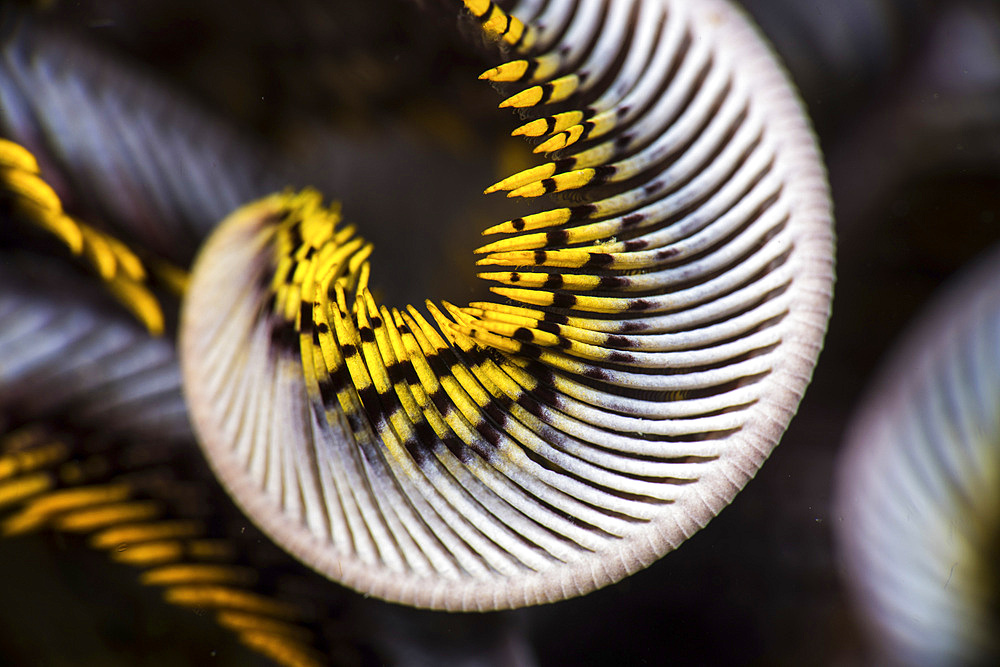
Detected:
left=179, top=0, right=834, bottom=610
left=0, top=426, right=328, bottom=667
left=0, top=16, right=284, bottom=265
left=0, top=137, right=168, bottom=334
left=0, top=260, right=355, bottom=667
left=834, top=246, right=1000, bottom=665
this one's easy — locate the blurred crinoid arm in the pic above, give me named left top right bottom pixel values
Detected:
left=0, top=137, right=167, bottom=335
left=0, top=256, right=353, bottom=667
left=181, top=0, right=834, bottom=611
left=834, top=245, right=1000, bottom=666
left=0, top=14, right=287, bottom=266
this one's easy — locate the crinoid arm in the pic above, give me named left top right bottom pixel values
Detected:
left=181, top=0, right=834, bottom=611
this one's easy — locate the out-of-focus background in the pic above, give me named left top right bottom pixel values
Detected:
left=0, top=0, right=998, bottom=664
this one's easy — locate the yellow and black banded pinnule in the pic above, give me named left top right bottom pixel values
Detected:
left=0, top=258, right=388, bottom=667
left=0, top=424, right=330, bottom=667
left=461, top=0, right=536, bottom=52
left=834, top=245, right=1000, bottom=666
left=180, top=0, right=834, bottom=611
left=0, top=137, right=166, bottom=335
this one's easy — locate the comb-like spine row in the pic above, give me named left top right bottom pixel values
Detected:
left=180, top=0, right=834, bottom=611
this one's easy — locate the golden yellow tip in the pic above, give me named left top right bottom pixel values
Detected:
left=484, top=163, right=556, bottom=194
left=489, top=286, right=549, bottom=306
left=535, top=133, right=569, bottom=154
left=444, top=302, right=481, bottom=330
left=516, top=209, right=573, bottom=232
left=463, top=0, right=491, bottom=15
left=0, top=139, right=40, bottom=172
left=512, top=118, right=549, bottom=138
left=508, top=182, right=546, bottom=198
left=550, top=111, right=584, bottom=135
left=475, top=231, right=547, bottom=254
left=475, top=251, right=533, bottom=267
left=440, top=300, right=464, bottom=321
left=474, top=239, right=503, bottom=254
left=481, top=60, right=530, bottom=83
left=481, top=221, right=511, bottom=236
left=499, top=86, right=544, bottom=109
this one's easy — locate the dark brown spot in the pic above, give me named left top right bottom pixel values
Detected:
left=587, top=253, right=614, bottom=267
left=513, top=327, right=534, bottom=342
left=270, top=322, right=299, bottom=355
left=614, top=134, right=633, bottom=149
left=517, top=394, right=544, bottom=417
left=318, top=378, right=339, bottom=409
left=478, top=422, right=502, bottom=447
left=569, top=204, right=597, bottom=221
left=547, top=229, right=570, bottom=246
left=357, top=384, right=381, bottom=412
left=519, top=344, right=541, bottom=359
left=538, top=82, right=556, bottom=104
left=533, top=384, right=557, bottom=405
left=598, top=276, right=627, bottom=289
left=644, top=180, right=665, bottom=196
left=606, top=334, right=633, bottom=348
left=537, top=321, right=560, bottom=335
left=593, top=165, right=616, bottom=184
left=386, top=362, right=406, bottom=385
left=428, top=387, right=450, bottom=414
left=620, top=320, right=648, bottom=333
left=442, top=434, right=471, bottom=462
left=403, top=435, right=431, bottom=466
left=627, top=299, right=652, bottom=311
left=551, top=293, right=576, bottom=308
left=554, top=158, right=575, bottom=171
left=621, top=213, right=644, bottom=227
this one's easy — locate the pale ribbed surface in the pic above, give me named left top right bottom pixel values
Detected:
left=835, top=245, right=1000, bottom=666
left=180, top=0, right=834, bottom=610
left=0, top=259, right=189, bottom=442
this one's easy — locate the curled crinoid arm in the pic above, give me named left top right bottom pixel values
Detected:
left=181, top=0, right=834, bottom=611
